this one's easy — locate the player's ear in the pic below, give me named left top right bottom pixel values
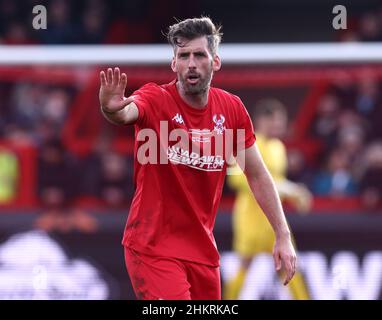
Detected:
left=212, top=54, right=221, bottom=72
left=171, top=57, right=177, bottom=73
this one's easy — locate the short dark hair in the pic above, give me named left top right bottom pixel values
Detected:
left=167, top=17, right=223, bottom=55
left=254, top=98, right=287, bottom=118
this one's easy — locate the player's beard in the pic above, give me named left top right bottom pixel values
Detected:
left=179, top=68, right=213, bottom=95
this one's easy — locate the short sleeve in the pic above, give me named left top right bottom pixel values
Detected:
left=234, top=97, right=256, bottom=153
left=131, top=82, right=162, bottom=128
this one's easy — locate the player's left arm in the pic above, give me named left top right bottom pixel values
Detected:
left=237, top=143, right=297, bottom=285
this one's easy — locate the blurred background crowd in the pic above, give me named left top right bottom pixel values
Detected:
left=309, top=73, right=382, bottom=208
left=1, top=0, right=382, bottom=45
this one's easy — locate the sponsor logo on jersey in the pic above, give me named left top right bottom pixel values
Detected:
left=189, top=129, right=212, bottom=143
left=167, top=146, right=224, bottom=171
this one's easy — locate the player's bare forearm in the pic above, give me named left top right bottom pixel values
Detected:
left=238, top=143, right=297, bottom=284
left=239, top=144, right=291, bottom=238
left=248, top=166, right=291, bottom=238
left=253, top=180, right=291, bottom=239
left=100, top=101, right=138, bottom=125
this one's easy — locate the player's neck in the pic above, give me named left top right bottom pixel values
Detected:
left=176, top=81, right=209, bottom=109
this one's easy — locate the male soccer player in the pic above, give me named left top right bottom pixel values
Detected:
left=99, top=17, right=297, bottom=300
left=224, top=99, right=312, bottom=300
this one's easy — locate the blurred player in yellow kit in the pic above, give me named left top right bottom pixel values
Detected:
left=224, top=98, right=312, bottom=300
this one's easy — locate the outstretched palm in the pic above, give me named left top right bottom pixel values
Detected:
left=99, top=67, right=131, bottom=113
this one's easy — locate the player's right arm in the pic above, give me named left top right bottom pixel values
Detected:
left=99, top=67, right=139, bottom=125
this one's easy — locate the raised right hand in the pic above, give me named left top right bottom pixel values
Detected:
left=99, top=67, right=134, bottom=113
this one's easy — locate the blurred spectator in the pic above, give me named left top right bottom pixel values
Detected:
left=80, top=134, right=111, bottom=195
left=6, top=83, right=72, bottom=144
left=98, top=152, right=133, bottom=208
left=0, top=0, right=19, bottom=40
left=38, top=0, right=80, bottom=44
left=81, top=135, right=134, bottom=208
left=353, top=73, right=382, bottom=140
left=80, top=0, right=108, bottom=44
left=37, top=138, right=78, bottom=209
left=2, top=20, right=36, bottom=45
left=41, top=89, right=69, bottom=129
left=286, top=149, right=313, bottom=187
left=33, top=119, right=61, bottom=147
left=312, top=94, right=340, bottom=151
left=359, top=142, right=382, bottom=210
left=358, top=13, right=382, bottom=42
left=35, top=138, right=99, bottom=233
left=336, top=112, right=366, bottom=168
left=105, top=20, right=153, bottom=44
left=0, top=147, right=18, bottom=203
left=312, top=149, right=358, bottom=197
left=3, top=124, right=36, bottom=147
left=370, top=106, right=382, bottom=140
left=0, top=83, right=12, bottom=136
left=10, top=83, right=46, bottom=131
left=354, top=72, right=380, bottom=117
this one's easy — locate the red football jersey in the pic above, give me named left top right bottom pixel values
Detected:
left=122, top=80, right=255, bottom=266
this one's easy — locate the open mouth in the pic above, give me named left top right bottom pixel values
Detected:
left=186, top=74, right=200, bottom=84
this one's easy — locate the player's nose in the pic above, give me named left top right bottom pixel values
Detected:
left=188, top=55, right=197, bottom=68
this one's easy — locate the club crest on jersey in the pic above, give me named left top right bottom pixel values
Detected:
left=213, top=114, right=226, bottom=135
